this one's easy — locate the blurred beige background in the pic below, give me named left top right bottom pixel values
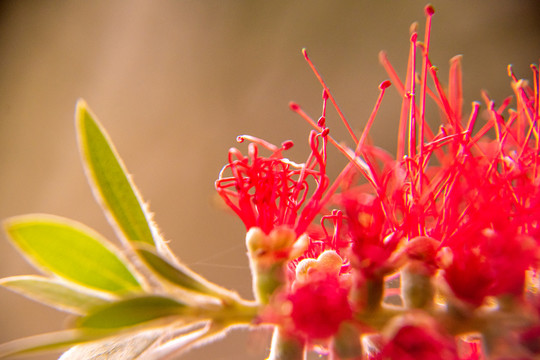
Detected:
left=0, top=1, right=538, bottom=359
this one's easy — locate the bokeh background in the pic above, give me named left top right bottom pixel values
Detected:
left=0, top=1, right=538, bottom=359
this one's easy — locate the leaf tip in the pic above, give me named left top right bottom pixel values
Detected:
left=75, top=98, right=90, bottom=126
left=75, top=98, right=88, bottom=113
left=3, top=215, right=22, bottom=239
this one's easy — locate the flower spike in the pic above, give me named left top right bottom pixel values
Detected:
left=3, top=4, right=540, bottom=360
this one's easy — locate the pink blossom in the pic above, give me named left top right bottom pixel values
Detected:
left=215, top=131, right=330, bottom=237
left=288, top=272, right=352, bottom=339
left=380, top=324, right=458, bottom=360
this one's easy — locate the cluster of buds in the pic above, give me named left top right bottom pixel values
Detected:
left=216, top=5, right=540, bottom=359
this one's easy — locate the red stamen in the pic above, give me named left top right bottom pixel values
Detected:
left=302, top=48, right=359, bottom=145
left=448, top=55, right=464, bottom=128
left=321, top=89, right=329, bottom=122
left=380, top=49, right=446, bottom=163
left=408, top=32, right=418, bottom=158
left=321, top=210, right=345, bottom=250
left=465, top=101, right=481, bottom=142
left=419, top=4, right=434, bottom=162
left=427, top=64, right=461, bottom=131
left=513, top=80, right=539, bottom=142
left=237, top=135, right=280, bottom=152
left=282, top=140, right=294, bottom=150
left=289, top=100, right=375, bottom=185
left=507, top=64, right=518, bottom=82
left=290, top=101, right=321, bottom=132
left=356, top=80, right=392, bottom=156
left=531, top=64, right=539, bottom=120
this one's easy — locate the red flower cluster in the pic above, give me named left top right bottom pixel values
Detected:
left=215, top=132, right=329, bottom=237
left=289, top=271, right=352, bottom=339
left=216, top=4, right=540, bottom=358
left=380, top=322, right=458, bottom=360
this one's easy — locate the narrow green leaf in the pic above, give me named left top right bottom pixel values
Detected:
left=5, top=215, right=142, bottom=294
left=0, top=275, right=112, bottom=314
left=137, top=248, right=228, bottom=298
left=76, top=99, right=156, bottom=247
left=77, top=296, right=189, bottom=330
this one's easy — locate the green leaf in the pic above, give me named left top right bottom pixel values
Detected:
left=5, top=215, right=143, bottom=294
left=76, top=99, right=156, bottom=247
left=0, top=275, right=112, bottom=314
left=77, top=296, right=189, bottom=330
left=137, top=248, right=229, bottom=299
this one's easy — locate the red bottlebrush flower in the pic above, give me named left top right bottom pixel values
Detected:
left=217, top=4, right=540, bottom=358
left=441, top=226, right=537, bottom=306
left=435, top=65, right=540, bottom=305
left=260, top=247, right=353, bottom=340
left=380, top=316, right=459, bottom=360
left=438, top=230, right=498, bottom=307
left=346, top=4, right=540, bottom=308
left=215, top=131, right=330, bottom=236
left=288, top=270, right=352, bottom=339
left=284, top=247, right=352, bottom=340
left=260, top=214, right=353, bottom=341
left=342, top=192, right=402, bottom=278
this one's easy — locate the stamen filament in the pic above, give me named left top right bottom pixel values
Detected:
left=302, top=48, right=359, bottom=145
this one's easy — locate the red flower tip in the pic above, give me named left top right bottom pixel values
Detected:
left=322, top=89, right=329, bottom=100
left=379, top=80, right=392, bottom=90
left=281, top=140, right=294, bottom=150
left=289, top=101, right=300, bottom=111
left=302, top=48, right=309, bottom=60
left=425, top=4, right=435, bottom=16
left=410, top=32, right=418, bottom=43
